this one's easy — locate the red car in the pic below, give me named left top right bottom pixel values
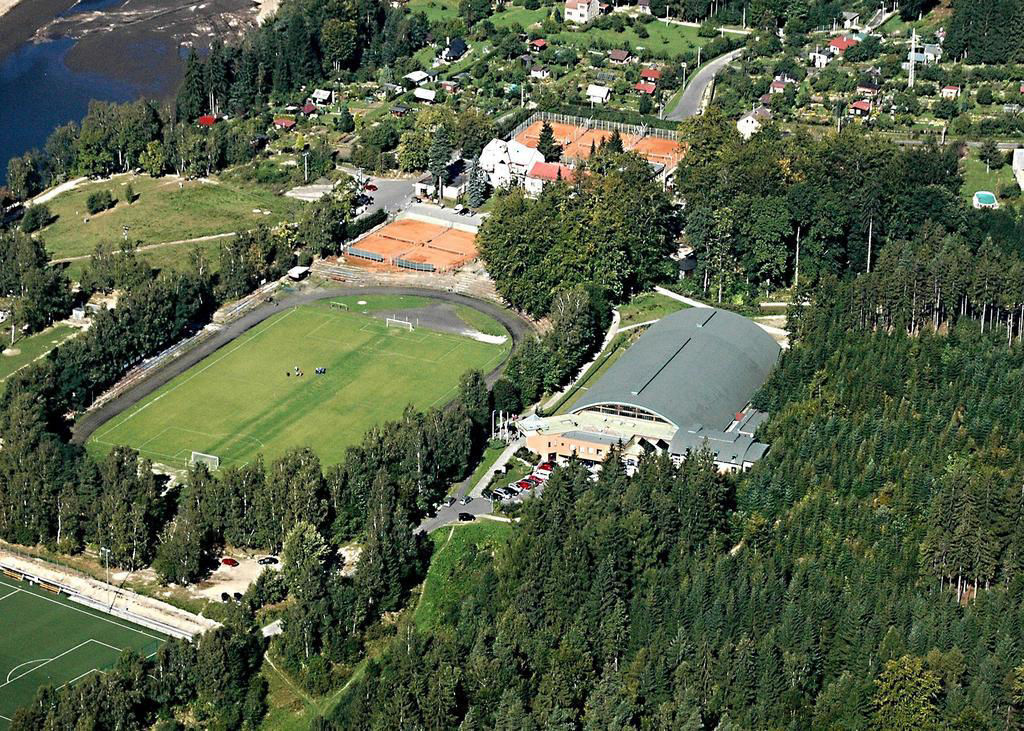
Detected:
left=364, top=183, right=378, bottom=191
left=517, top=480, right=533, bottom=491
left=538, top=462, right=554, bottom=472
left=221, top=557, right=239, bottom=567
left=524, top=475, right=543, bottom=486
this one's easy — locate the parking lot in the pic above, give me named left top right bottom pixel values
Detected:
left=415, top=459, right=555, bottom=534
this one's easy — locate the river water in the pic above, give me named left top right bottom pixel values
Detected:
left=0, top=0, right=179, bottom=183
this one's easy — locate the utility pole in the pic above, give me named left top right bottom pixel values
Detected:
left=908, top=28, right=916, bottom=89
left=303, top=151, right=310, bottom=183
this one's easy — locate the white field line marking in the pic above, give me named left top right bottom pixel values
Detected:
left=60, top=667, right=105, bottom=689
left=0, top=588, right=21, bottom=603
left=0, top=579, right=163, bottom=642
left=0, top=712, right=11, bottom=721
left=6, top=658, right=50, bottom=683
left=0, top=640, right=93, bottom=689
left=92, top=308, right=298, bottom=441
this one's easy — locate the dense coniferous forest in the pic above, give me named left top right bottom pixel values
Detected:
left=313, top=278, right=1024, bottom=730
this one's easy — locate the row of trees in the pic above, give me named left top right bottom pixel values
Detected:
left=175, top=0, right=432, bottom=120
left=6, top=101, right=271, bottom=200
left=674, top=111, right=998, bottom=301
left=0, top=231, right=71, bottom=332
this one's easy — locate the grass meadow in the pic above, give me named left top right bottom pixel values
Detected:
left=37, top=174, right=300, bottom=261
left=86, top=299, right=509, bottom=468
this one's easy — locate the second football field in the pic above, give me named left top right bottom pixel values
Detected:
left=86, top=299, right=509, bottom=468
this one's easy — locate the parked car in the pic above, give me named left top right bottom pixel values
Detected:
left=506, top=483, right=522, bottom=493
left=493, top=487, right=511, bottom=500
left=258, top=556, right=279, bottom=565
left=458, top=512, right=476, bottom=522
left=530, top=472, right=547, bottom=483
left=517, top=480, right=533, bottom=491
left=482, top=488, right=494, bottom=500
left=538, top=462, right=554, bottom=472
left=221, top=557, right=239, bottom=567
left=364, top=183, right=378, bottom=191
left=460, top=495, right=472, bottom=505
left=524, top=475, right=542, bottom=486
left=443, top=496, right=457, bottom=507
left=233, top=592, right=243, bottom=601
left=220, top=592, right=231, bottom=602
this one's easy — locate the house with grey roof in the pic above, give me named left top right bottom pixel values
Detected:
left=522, top=308, right=781, bottom=473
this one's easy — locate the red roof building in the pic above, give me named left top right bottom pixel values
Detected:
left=829, top=36, right=859, bottom=54
left=530, top=38, right=548, bottom=50
left=640, top=68, right=661, bottom=81
left=274, top=118, right=297, bottom=130
left=528, top=161, right=575, bottom=182
left=634, top=81, right=656, bottom=95
left=302, top=102, right=317, bottom=115
left=198, top=114, right=217, bottom=127
left=850, top=99, right=872, bottom=116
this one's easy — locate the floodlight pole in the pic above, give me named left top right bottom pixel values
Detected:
left=100, top=546, right=111, bottom=585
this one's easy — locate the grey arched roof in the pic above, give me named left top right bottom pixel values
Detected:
left=571, top=307, right=781, bottom=430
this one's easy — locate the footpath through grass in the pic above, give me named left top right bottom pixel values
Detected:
left=0, top=324, right=79, bottom=393
left=415, top=521, right=515, bottom=631
left=38, top=174, right=300, bottom=261
left=87, top=299, right=509, bottom=468
left=0, top=577, right=165, bottom=727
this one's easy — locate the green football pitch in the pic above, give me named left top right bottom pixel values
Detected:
left=0, top=577, right=165, bottom=727
left=87, top=299, right=510, bottom=468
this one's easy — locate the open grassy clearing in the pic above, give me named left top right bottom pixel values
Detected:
left=491, top=5, right=548, bottom=27
left=38, top=174, right=300, bottom=261
left=554, top=21, right=709, bottom=56
left=87, top=299, right=509, bottom=468
left=0, top=324, right=79, bottom=391
left=414, top=520, right=515, bottom=632
left=407, top=0, right=458, bottom=21
left=0, top=576, right=165, bottom=728
left=617, top=290, right=688, bottom=327
left=961, top=152, right=1018, bottom=207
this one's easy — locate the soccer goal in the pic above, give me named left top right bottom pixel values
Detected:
left=190, top=452, right=221, bottom=470
left=330, top=301, right=349, bottom=311
left=386, top=316, right=414, bottom=331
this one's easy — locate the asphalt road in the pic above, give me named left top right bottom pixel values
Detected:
left=666, top=48, right=744, bottom=120
left=341, top=166, right=418, bottom=218
left=71, top=285, right=534, bottom=446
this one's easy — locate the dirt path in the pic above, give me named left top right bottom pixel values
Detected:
left=51, top=231, right=236, bottom=264
left=71, top=285, right=534, bottom=445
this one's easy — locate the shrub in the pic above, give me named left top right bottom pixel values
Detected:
left=21, top=204, right=53, bottom=233
left=124, top=183, right=135, bottom=203
left=86, top=189, right=115, bottom=214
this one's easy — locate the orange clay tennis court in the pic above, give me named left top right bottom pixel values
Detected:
left=515, top=121, right=684, bottom=167
left=346, top=219, right=478, bottom=273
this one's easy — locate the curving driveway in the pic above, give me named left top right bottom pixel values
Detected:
left=70, top=285, right=534, bottom=445
left=666, top=48, right=744, bottom=120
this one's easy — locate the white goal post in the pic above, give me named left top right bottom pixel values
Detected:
left=330, top=301, right=349, bottom=310
left=190, top=452, right=220, bottom=470
left=386, top=316, right=414, bottom=331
